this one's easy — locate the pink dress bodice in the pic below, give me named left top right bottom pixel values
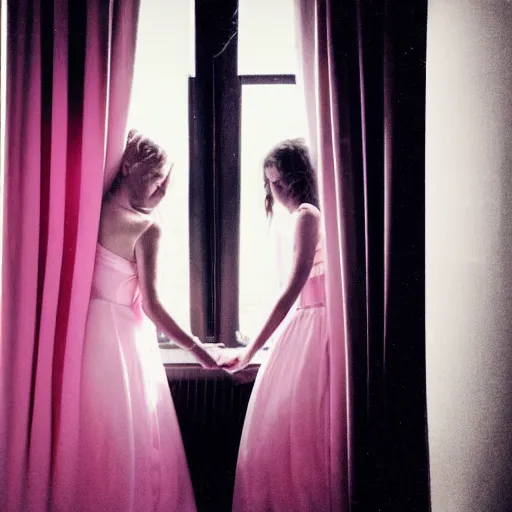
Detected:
left=91, top=244, right=141, bottom=307
left=297, top=235, right=326, bottom=310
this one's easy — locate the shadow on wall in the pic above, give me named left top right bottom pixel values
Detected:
left=426, top=1, right=512, bottom=511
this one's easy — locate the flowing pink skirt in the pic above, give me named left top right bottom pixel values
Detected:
left=233, top=304, right=332, bottom=511
left=75, top=245, right=196, bottom=512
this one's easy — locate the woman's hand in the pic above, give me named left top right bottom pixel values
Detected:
left=188, top=341, right=226, bottom=370
left=217, top=348, right=253, bottom=373
left=190, top=344, right=221, bottom=370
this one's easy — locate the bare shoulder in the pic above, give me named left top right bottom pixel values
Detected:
left=100, top=199, right=153, bottom=235
left=136, top=221, right=162, bottom=252
left=140, top=221, right=162, bottom=240
left=296, top=202, right=321, bottom=216
left=293, top=203, right=320, bottom=247
left=295, top=203, right=321, bottom=229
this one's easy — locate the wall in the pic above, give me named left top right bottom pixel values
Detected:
left=426, top=1, right=512, bottom=510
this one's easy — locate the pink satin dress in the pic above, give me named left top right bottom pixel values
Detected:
left=75, top=244, right=196, bottom=512
left=232, top=223, right=332, bottom=511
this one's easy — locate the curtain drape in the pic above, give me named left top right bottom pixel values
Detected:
left=0, top=1, right=139, bottom=510
left=295, top=1, right=430, bottom=510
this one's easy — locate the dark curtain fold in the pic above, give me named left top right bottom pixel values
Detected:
left=334, top=3, right=430, bottom=509
left=296, top=1, right=429, bottom=510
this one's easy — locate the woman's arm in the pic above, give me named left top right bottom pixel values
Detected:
left=243, top=205, right=320, bottom=361
left=135, top=224, right=219, bottom=368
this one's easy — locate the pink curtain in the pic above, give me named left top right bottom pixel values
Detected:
left=295, top=1, right=351, bottom=510
left=295, top=1, right=429, bottom=510
left=0, top=1, right=139, bottom=510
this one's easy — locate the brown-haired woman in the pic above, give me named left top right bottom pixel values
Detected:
left=220, top=139, right=332, bottom=511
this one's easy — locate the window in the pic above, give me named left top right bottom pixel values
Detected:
left=237, top=0, right=297, bottom=76
left=188, top=0, right=307, bottom=345
left=131, top=0, right=307, bottom=348
left=237, top=0, right=308, bottom=340
left=128, top=0, right=194, bottom=333
left=238, top=84, right=307, bottom=338
left=237, top=0, right=305, bottom=344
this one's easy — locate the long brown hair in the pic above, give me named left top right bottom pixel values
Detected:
left=263, top=138, right=318, bottom=217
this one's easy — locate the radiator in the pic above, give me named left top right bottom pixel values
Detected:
left=167, top=367, right=257, bottom=512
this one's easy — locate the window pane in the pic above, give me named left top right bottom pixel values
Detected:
left=238, top=0, right=297, bottom=76
left=128, top=0, right=192, bottom=332
left=239, top=84, right=307, bottom=338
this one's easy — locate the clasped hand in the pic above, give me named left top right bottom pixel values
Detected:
left=194, top=342, right=252, bottom=373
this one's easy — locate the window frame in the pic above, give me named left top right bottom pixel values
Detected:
left=189, top=0, right=297, bottom=347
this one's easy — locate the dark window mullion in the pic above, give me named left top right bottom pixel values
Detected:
left=189, top=0, right=218, bottom=341
left=190, top=0, right=240, bottom=346
left=191, top=3, right=297, bottom=345
left=213, top=0, right=241, bottom=347
left=188, top=76, right=212, bottom=341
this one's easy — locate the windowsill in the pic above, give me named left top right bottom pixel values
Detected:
left=160, top=343, right=269, bottom=382
left=159, top=342, right=269, bottom=365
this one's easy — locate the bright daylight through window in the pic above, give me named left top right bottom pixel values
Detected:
left=129, top=0, right=307, bottom=344
left=127, top=0, right=194, bottom=334
left=238, top=0, right=307, bottom=340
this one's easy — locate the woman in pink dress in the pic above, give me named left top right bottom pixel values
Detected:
left=220, top=139, right=332, bottom=511
left=76, top=130, right=219, bottom=512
